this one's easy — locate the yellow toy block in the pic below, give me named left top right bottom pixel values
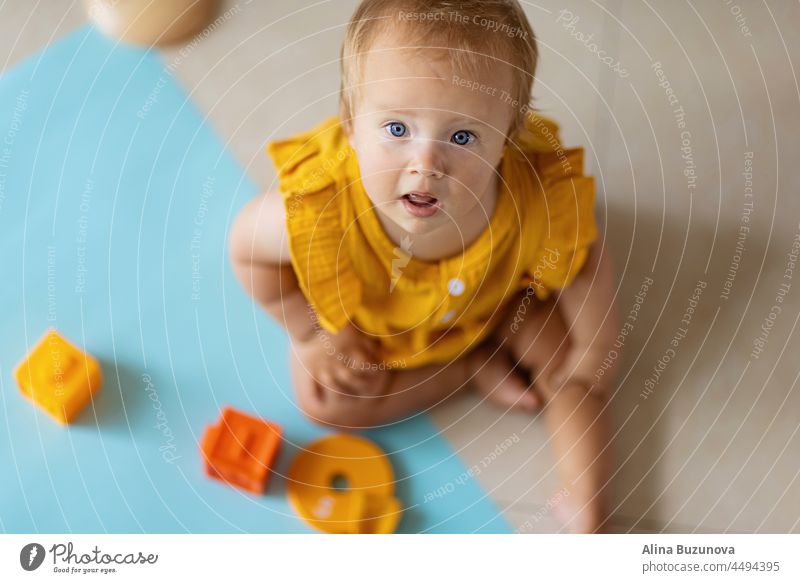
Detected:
left=287, top=434, right=402, bottom=534
left=14, top=329, right=102, bottom=424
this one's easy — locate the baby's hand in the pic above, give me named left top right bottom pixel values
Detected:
left=294, top=323, right=390, bottom=397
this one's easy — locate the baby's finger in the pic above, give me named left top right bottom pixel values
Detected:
left=354, top=364, right=394, bottom=396
left=345, top=353, right=381, bottom=378
left=345, top=378, right=376, bottom=396
left=336, top=366, right=381, bottom=395
left=356, top=335, right=382, bottom=357
left=325, top=363, right=365, bottom=394
left=353, top=342, right=383, bottom=363
left=317, top=368, right=337, bottom=391
left=348, top=348, right=377, bottom=369
left=350, top=363, right=380, bottom=382
left=363, top=339, right=382, bottom=358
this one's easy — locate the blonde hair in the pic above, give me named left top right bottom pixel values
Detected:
left=339, top=0, right=538, bottom=138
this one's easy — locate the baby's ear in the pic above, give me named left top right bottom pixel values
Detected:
left=341, top=118, right=358, bottom=150
left=341, top=117, right=353, bottom=140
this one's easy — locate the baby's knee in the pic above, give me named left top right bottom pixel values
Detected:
left=537, top=377, right=607, bottom=407
left=503, top=297, right=570, bottom=373
left=289, top=352, right=389, bottom=429
left=295, top=379, right=384, bottom=429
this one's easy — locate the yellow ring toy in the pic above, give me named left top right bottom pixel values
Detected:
left=287, top=434, right=402, bottom=534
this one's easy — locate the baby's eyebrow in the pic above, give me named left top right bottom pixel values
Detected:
left=372, top=107, right=490, bottom=127
left=440, top=113, right=491, bottom=128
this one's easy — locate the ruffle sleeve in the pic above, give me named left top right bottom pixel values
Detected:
left=515, top=114, right=598, bottom=301
left=265, top=117, right=362, bottom=334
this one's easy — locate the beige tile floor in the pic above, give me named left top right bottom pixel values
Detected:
left=2, top=0, right=798, bottom=533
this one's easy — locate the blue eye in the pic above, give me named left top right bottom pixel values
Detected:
left=451, top=130, right=475, bottom=146
left=385, top=122, right=407, bottom=138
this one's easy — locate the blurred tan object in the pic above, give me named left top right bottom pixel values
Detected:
left=83, top=0, right=219, bottom=46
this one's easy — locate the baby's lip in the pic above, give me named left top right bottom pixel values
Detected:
left=403, top=191, right=438, bottom=203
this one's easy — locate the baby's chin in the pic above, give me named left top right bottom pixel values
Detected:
left=372, top=197, right=448, bottom=236
left=395, top=215, right=445, bottom=236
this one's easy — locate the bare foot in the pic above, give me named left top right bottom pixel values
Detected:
left=468, top=342, right=540, bottom=411
left=552, top=495, right=608, bottom=533
left=553, top=496, right=579, bottom=533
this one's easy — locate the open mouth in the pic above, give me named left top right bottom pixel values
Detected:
left=402, top=192, right=439, bottom=207
left=401, top=192, right=441, bottom=218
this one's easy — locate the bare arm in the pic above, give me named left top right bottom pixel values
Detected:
left=229, top=191, right=382, bottom=395
left=550, top=240, right=621, bottom=393
left=228, top=192, right=318, bottom=343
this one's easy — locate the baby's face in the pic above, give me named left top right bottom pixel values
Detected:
left=346, top=36, right=515, bottom=238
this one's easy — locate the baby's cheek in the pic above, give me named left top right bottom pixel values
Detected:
left=360, top=151, right=401, bottom=187
left=459, top=165, right=493, bottom=195
left=359, top=168, right=396, bottom=203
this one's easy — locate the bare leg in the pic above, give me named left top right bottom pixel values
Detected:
left=469, top=339, right=540, bottom=411
left=493, top=294, right=614, bottom=533
left=289, top=294, right=614, bottom=532
left=540, top=381, right=613, bottom=533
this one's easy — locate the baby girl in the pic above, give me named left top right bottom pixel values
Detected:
left=230, top=0, right=621, bottom=533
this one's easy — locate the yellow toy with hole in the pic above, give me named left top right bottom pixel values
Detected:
left=287, top=434, right=402, bottom=534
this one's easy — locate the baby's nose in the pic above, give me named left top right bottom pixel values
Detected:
left=410, top=165, right=443, bottom=178
left=409, top=143, right=444, bottom=178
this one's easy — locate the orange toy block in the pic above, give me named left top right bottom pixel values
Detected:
left=200, top=407, right=283, bottom=494
left=14, top=329, right=103, bottom=425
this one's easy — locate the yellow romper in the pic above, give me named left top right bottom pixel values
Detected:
left=267, top=113, right=598, bottom=369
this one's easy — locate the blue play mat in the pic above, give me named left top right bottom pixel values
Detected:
left=0, top=25, right=511, bottom=533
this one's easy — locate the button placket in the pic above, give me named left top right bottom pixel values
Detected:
left=440, top=309, right=457, bottom=323
left=447, top=277, right=466, bottom=297
left=438, top=266, right=469, bottom=323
